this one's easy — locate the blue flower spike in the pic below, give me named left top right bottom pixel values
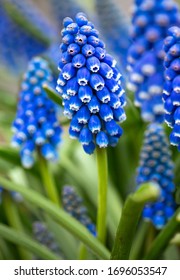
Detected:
left=0, top=0, right=54, bottom=72
left=12, top=57, right=62, bottom=168
left=136, top=123, right=176, bottom=229
left=33, top=222, right=63, bottom=257
left=57, top=13, right=126, bottom=154
left=127, top=0, right=180, bottom=123
left=163, top=26, right=180, bottom=150
left=62, top=186, right=96, bottom=236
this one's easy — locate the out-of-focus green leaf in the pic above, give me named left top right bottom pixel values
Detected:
left=0, top=224, right=60, bottom=260
left=43, top=84, right=63, bottom=107
left=0, top=177, right=110, bottom=260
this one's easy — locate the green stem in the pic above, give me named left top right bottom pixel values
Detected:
left=3, top=192, right=32, bottom=260
left=79, top=244, right=87, bottom=260
left=144, top=208, right=180, bottom=260
left=96, top=147, right=108, bottom=244
left=111, top=182, right=160, bottom=260
left=0, top=177, right=110, bottom=260
left=38, top=154, right=60, bottom=207
left=60, top=155, right=122, bottom=237
left=0, top=224, right=59, bottom=260
left=130, top=222, right=149, bottom=260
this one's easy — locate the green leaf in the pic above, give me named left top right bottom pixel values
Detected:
left=0, top=224, right=60, bottom=260
left=111, top=182, right=160, bottom=260
left=0, top=177, right=110, bottom=260
left=2, top=2, right=50, bottom=46
left=144, top=207, right=180, bottom=260
left=43, top=84, right=63, bottom=107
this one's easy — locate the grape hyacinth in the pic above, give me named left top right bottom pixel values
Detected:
left=33, top=222, right=63, bottom=257
left=5, top=0, right=55, bottom=39
left=163, top=26, right=180, bottom=150
left=12, top=57, right=62, bottom=168
left=0, top=0, right=53, bottom=72
left=95, top=0, right=130, bottom=70
left=136, top=123, right=176, bottom=229
left=127, top=0, right=180, bottom=123
left=56, top=12, right=126, bottom=154
left=62, top=186, right=96, bottom=236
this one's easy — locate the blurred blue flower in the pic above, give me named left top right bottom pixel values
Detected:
left=95, top=0, right=130, bottom=71
left=62, top=185, right=96, bottom=236
left=0, top=186, right=23, bottom=204
left=136, top=123, right=176, bottom=229
left=12, top=57, right=62, bottom=168
left=33, top=222, right=63, bottom=257
left=163, top=26, right=180, bottom=150
left=0, top=0, right=55, bottom=72
left=57, top=13, right=126, bottom=154
left=127, top=0, right=180, bottom=123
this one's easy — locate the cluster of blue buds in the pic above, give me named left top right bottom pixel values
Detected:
left=0, top=0, right=53, bottom=71
left=12, top=57, right=62, bottom=168
left=62, top=186, right=96, bottom=236
left=56, top=12, right=126, bottom=154
left=136, top=123, right=176, bottom=229
left=163, top=26, right=180, bottom=150
left=33, top=222, right=63, bottom=257
left=127, top=0, right=180, bottom=123
left=95, top=0, right=130, bottom=70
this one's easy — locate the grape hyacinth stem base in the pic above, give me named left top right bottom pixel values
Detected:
left=111, top=182, right=160, bottom=260
left=38, top=154, right=60, bottom=207
left=96, top=147, right=108, bottom=244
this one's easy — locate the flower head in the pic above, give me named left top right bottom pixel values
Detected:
left=57, top=12, right=126, bottom=154
left=12, top=57, right=62, bottom=168
left=136, top=123, right=176, bottom=229
left=62, top=185, right=96, bottom=236
left=127, top=0, right=180, bottom=123
left=33, top=222, right=63, bottom=257
left=163, top=26, right=180, bottom=150
left=95, top=0, right=130, bottom=70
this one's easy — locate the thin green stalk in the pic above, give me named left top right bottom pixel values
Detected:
left=144, top=208, right=180, bottom=260
left=0, top=224, right=59, bottom=260
left=0, top=177, right=110, bottom=260
left=60, top=154, right=122, bottom=237
left=3, top=192, right=32, bottom=260
left=111, top=182, right=160, bottom=260
left=79, top=244, right=87, bottom=260
left=96, top=147, right=108, bottom=244
left=38, top=154, right=60, bottom=207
